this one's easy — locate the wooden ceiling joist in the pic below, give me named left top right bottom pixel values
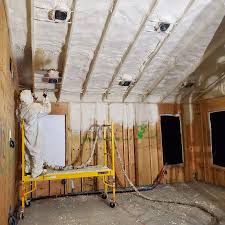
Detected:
left=156, top=20, right=225, bottom=103
left=123, top=0, right=195, bottom=102
left=80, top=0, right=118, bottom=100
left=22, top=0, right=35, bottom=90
left=193, top=72, right=225, bottom=102
left=57, top=0, right=77, bottom=101
left=160, top=77, right=188, bottom=103
left=30, top=0, right=35, bottom=92
left=102, top=0, right=158, bottom=101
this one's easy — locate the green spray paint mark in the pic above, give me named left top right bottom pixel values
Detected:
left=138, top=124, right=146, bottom=140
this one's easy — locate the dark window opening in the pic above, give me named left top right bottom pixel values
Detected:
left=160, top=115, right=183, bottom=165
left=210, top=111, right=225, bottom=167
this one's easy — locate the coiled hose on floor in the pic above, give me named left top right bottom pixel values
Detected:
left=114, top=138, right=220, bottom=225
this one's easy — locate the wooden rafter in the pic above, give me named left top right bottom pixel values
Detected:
left=80, top=0, right=118, bottom=100
left=163, top=72, right=225, bottom=104
left=193, top=72, right=225, bottom=102
left=123, top=0, right=195, bottom=102
left=102, top=0, right=158, bottom=101
left=30, top=0, right=35, bottom=92
left=160, top=72, right=197, bottom=103
left=158, top=33, right=225, bottom=103
left=58, top=0, right=77, bottom=101
left=160, top=81, right=184, bottom=103
left=2, top=0, right=19, bottom=82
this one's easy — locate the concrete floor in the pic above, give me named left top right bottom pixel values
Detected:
left=19, top=182, right=225, bottom=225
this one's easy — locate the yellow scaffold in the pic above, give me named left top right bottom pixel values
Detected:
left=20, top=120, right=116, bottom=219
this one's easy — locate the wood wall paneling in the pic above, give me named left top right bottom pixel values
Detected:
left=33, top=102, right=203, bottom=197
left=199, top=96, right=225, bottom=186
left=127, top=127, right=136, bottom=185
left=114, top=124, right=126, bottom=188
left=134, top=122, right=152, bottom=186
left=0, top=1, right=18, bottom=224
left=158, top=104, right=185, bottom=184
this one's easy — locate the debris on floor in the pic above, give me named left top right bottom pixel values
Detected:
left=18, top=182, right=225, bottom=225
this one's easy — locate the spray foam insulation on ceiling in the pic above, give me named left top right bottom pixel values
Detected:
left=5, top=0, right=225, bottom=103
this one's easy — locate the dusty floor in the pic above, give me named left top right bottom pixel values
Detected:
left=19, top=182, right=225, bottom=225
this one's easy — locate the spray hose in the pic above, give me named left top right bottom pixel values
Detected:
left=44, top=124, right=102, bottom=171
left=44, top=124, right=219, bottom=225
left=114, top=138, right=220, bottom=225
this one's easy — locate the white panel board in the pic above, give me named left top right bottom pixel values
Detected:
left=39, top=115, right=66, bottom=166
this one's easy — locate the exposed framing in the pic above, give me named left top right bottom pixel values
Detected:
left=160, top=77, right=187, bottom=103
left=193, top=72, right=225, bottom=102
left=80, top=0, right=118, bottom=100
left=102, top=0, right=158, bottom=101
left=30, top=0, right=35, bottom=92
left=57, top=0, right=77, bottom=101
left=157, top=23, right=225, bottom=103
left=2, top=0, right=19, bottom=82
left=123, top=0, right=195, bottom=102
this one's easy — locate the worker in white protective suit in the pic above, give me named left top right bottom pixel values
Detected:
left=19, top=90, right=51, bottom=178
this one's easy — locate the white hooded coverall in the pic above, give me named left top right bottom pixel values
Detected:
left=20, top=90, right=51, bottom=178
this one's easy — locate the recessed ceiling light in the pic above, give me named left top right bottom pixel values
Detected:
left=159, top=22, right=170, bottom=32
left=48, top=3, right=71, bottom=22
left=118, top=74, right=134, bottom=87
left=181, top=80, right=195, bottom=89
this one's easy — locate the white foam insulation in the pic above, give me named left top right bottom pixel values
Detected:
left=108, top=0, right=190, bottom=100
left=82, top=0, right=151, bottom=98
left=126, top=0, right=225, bottom=103
left=60, top=0, right=112, bottom=102
left=70, top=102, right=110, bottom=131
left=33, top=0, right=71, bottom=70
left=5, top=0, right=225, bottom=103
left=33, top=0, right=73, bottom=100
left=170, top=17, right=225, bottom=103
left=5, top=0, right=29, bottom=85
left=70, top=103, right=154, bottom=131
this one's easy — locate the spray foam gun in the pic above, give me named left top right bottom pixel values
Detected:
left=43, top=89, right=48, bottom=98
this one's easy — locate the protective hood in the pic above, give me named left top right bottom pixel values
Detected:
left=20, top=90, right=33, bottom=105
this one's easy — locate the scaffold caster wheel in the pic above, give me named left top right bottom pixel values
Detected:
left=109, top=202, right=115, bottom=208
left=8, top=215, right=17, bottom=225
left=101, top=193, right=107, bottom=199
left=25, top=199, right=31, bottom=207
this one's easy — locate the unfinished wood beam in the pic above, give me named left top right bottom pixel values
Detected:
left=123, top=0, right=195, bottom=102
left=30, top=0, right=35, bottom=92
left=193, top=72, right=225, bottom=102
left=160, top=40, right=225, bottom=103
left=102, top=0, right=158, bottom=101
left=80, top=0, right=118, bottom=100
left=148, top=38, right=224, bottom=103
left=160, top=77, right=192, bottom=103
left=22, top=0, right=34, bottom=89
left=2, top=0, right=19, bottom=80
left=58, top=0, right=77, bottom=101
left=170, top=72, right=225, bottom=104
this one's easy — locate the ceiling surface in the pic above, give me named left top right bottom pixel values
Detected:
left=5, top=0, right=225, bottom=103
